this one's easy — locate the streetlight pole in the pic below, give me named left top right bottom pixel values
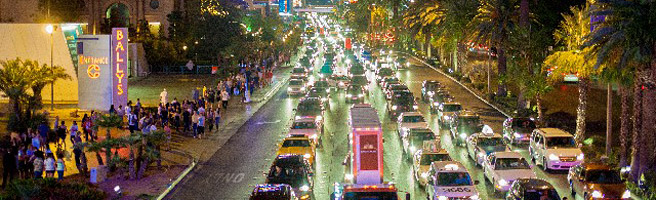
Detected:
left=46, top=24, right=55, bottom=111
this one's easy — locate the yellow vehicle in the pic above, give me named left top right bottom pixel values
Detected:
left=276, top=136, right=316, bottom=166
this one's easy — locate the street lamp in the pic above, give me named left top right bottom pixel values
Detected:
left=183, top=45, right=188, bottom=51
left=46, top=24, right=56, bottom=111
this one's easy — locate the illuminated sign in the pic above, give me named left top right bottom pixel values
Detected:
left=87, top=65, right=100, bottom=78
left=112, top=28, right=128, bottom=107
left=77, top=35, right=112, bottom=111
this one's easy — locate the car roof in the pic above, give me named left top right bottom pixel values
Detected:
left=458, top=110, right=479, bottom=117
left=514, top=178, right=555, bottom=190
left=474, top=132, right=503, bottom=138
left=442, top=101, right=461, bottom=105
left=579, top=163, right=615, bottom=170
left=492, top=151, right=523, bottom=159
left=536, top=128, right=573, bottom=137
left=289, top=78, right=304, bottom=82
left=294, top=118, right=315, bottom=123
left=401, top=112, right=422, bottom=116
left=283, top=136, right=310, bottom=141
left=430, top=161, right=468, bottom=172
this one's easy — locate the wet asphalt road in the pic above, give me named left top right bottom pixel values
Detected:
left=167, top=47, right=577, bottom=200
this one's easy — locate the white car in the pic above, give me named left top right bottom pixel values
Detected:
left=413, top=142, right=451, bottom=186
left=401, top=127, right=437, bottom=158
left=426, top=161, right=480, bottom=200
left=529, top=128, right=584, bottom=172
left=466, top=132, right=510, bottom=166
left=482, top=152, right=536, bottom=192
left=287, top=79, right=307, bottom=96
left=289, top=118, right=323, bottom=145
left=397, top=112, right=428, bottom=136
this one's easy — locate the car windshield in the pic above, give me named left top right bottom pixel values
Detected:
left=403, top=116, right=425, bottom=123
left=296, top=101, right=321, bottom=116
left=351, top=76, right=367, bottom=85
left=512, top=118, right=536, bottom=129
left=585, top=169, right=623, bottom=184
left=289, top=80, right=303, bottom=86
left=343, top=192, right=398, bottom=200
left=443, top=104, right=462, bottom=112
left=315, top=81, right=329, bottom=88
left=293, top=68, right=306, bottom=73
left=293, top=122, right=316, bottom=129
left=307, top=91, right=321, bottom=98
left=267, top=165, right=308, bottom=188
left=546, top=137, right=576, bottom=148
left=495, top=158, right=530, bottom=170
left=348, top=87, right=363, bottom=94
left=410, top=131, right=435, bottom=141
left=437, top=172, right=473, bottom=186
left=281, top=140, right=310, bottom=147
left=478, top=137, right=505, bottom=147
left=385, top=78, right=399, bottom=82
left=379, top=68, right=393, bottom=76
left=460, top=117, right=480, bottom=126
left=425, top=83, right=440, bottom=90
left=420, top=154, right=452, bottom=165
left=523, top=189, right=560, bottom=200
left=391, top=85, right=408, bottom=90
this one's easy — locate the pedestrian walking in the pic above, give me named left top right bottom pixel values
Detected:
left=72, top=144, right=82, bottom=173
left=221, top=89, right=229, bottom=109
left=2, top=147, right=16, bottom=188
left=56, top=152, right=65, bottom=180
left=214, top=108, right=221, bottom=128
left=109, top=104, right=116, bottom=114
left=57, top=121, right=67, bottom=149
left=128, top=111, right=138, bottom=133
left=198, top=113, right=205, bottom=139
left=37, top=121, right=49, bottom=151
left=31, top=133, right=41, bottom=154
left=70, top=121, right=78, bottom=145
left=31, top=151, right=44, bottom=179
left=207, top=108, right=214, bottom=132
left=192, top=111, right=199, bottom=138
left=160, top=88, right=168, bottom=105
left=183, top=108, right=191, bottom=133
left=44, top=152, right=55, bottom=178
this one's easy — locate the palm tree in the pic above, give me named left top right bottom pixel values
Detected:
left=544, top=4, right=601, bottom=144
left=470, top=0, right=521, bottom=97
left=93, top=114, right=124, bottom=167
left=585, top=0, right=656, bottom=181
left=0, top=58, right=31, bottom=128
left=23, top=59, right=71, bottom=117
left=598, top=67, right=633, bottom=166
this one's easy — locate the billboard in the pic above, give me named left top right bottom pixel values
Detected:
left=77, top=35, right=112, bottom=111
left=112, top=28, right=128, bottom=108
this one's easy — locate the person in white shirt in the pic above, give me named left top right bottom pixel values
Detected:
left=221, top=90, right=230, bottom=109
left=160, top=89, right=168, bottom=105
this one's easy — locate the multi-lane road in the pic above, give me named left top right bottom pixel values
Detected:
left=167, top=44, right=577, bottom=199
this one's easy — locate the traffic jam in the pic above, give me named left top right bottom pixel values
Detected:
left=248, top=14, right=632, bottom=200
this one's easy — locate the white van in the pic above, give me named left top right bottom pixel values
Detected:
left=529, top=128, right=584, bottom=172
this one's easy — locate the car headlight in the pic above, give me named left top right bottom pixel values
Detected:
left=577, top=153, right=584, bottom=161
left=316, top=116, right=323, bottom=121
left=300, top=185, right=310, bottom=192
left=443, top=116, right=451, bottom=121
left=549, top=154, right=559, bottom=161
left=326, top=88, right=331, bottom=93
left=592, top=190, right=603, bottom=198
left=339, top=82, right=345, bottom=86
left=421, top=172, right=429, bottom=179
left=358, top=94, right=364, bottom=98
left=288, top=87, right=293, bottom=91
left=345, top=174, right=354, bottom=181
left=346, top=94, right=352, bottom=98
left=309, top=134, right=317, bottom=139
left=413, top=105, right=419, bottom=110
left=321, top=97, right=327, bottom=102
left=304, top=154, right=312, bottom=159
left=622, top=189, right=631, bottom=198
left=433, top=102, right=439, bottom=106
left=392, top=105, right=398, bottom=110
left=410, top=146, right=416, bottom=153
left=470, top=194, right=480, bottom=200
left=406, top=62, right=411, bottom=67
left=427, top=91, right=435, bottom=96
left=477, top=152, right=486, bottom=159
left=301, top=87, right=306, bottom=91
left=497, top=179, right=509, bottom=187
left=438, top=196, right=448, bottom=200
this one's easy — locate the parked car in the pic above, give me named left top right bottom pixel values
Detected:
left=568, top=163, right=631, bottom=200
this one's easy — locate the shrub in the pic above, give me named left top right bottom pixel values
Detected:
left=1, top=178, right=106, bottom=200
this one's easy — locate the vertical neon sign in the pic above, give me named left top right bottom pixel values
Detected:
left=112, top=28, right=128, bottom=107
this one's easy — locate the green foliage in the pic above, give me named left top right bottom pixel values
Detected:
left=627, top=171, right=656, bottom=200
left=36, top=0, right=86, bottom=22
left=93, top=114, right=124, bottom=131
left=0, top=178, right=106, bottom=200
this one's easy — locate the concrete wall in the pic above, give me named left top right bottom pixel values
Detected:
left=0, top=23, right=78, bottom=103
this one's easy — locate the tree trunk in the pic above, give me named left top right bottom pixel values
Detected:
left=619, top=85, right=630, bottom=167
left=641, top=66, right=656, bottom=175
left=630, top=72, right=643, bottom=181
left=519, top=0, right=529, bottom=27
left=137, top=156, right=150, bottom=179
left=80, top=151, right=88, bottom=175
left=96, top=151, right=104, bottom=166
left=129, top=146, right=136, bottom=180
left=517, top=85, right=526, bottom=112
left=497, top=48, right=507, bottom=97
left=536, top=93, right=544, bottom=125
left=575, top=78, right=589, bottom=145
left=105, top=128, right=112, bottom=168
left=606, top=83, right=612, bottom=156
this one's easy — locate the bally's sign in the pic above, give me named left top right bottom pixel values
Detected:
left=111, top=28, right=128, bottom=108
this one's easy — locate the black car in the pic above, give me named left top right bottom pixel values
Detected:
left=428, top=90, right=453, bottom=112
left=385, top=84, right=409, bottom=100
left=266, top=155, right=314, bottom=200
left=306, top=88, right=329, bottom=104
left=249, top=184, right=296, bottom=200
left=345, top=85, right=365, bottom=103
left=296, top=97, right=325, bottom=118
left=421, top=81, right=444, bottom=102
left=449, top=110, right=484, bottom=145
left=503, top=117, right=537, bottom=145
left=402, top=127, right=437, bottom=158
left=387, top=90, right=417, bottom=119
left=349, top=64, right=366, bottom=76
left=380, top=76, right=400, bottom=87
left=376, top=68, right=394, bottom=82
left=505, top=178, right=561, bottom=200
left=350, top=75, right=369, bottom=87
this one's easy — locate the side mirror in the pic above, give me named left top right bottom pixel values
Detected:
left=474, top=180, right=480, bottom=185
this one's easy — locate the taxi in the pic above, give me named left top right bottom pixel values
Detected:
left=465, top=132, right=510, bottom=166
left=413, top=141, right=452, bottom=186
left=276, top=136, right=317, bottom=166
left=482, top=151, right=536, bottom=192
left=426, top=161, right=480, bottom=200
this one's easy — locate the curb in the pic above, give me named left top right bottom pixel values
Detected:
left=402, top=52, right=511, bottom=118
left=156, top=150, right=197, bottom=200
left=253, top=76, right=290, bottom=102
